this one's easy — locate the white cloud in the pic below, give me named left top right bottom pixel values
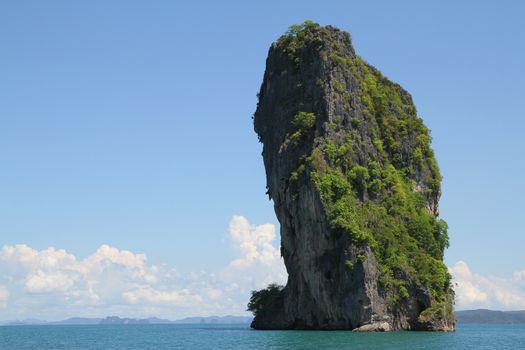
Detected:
left=25, top=270, right=75, bottom=293
left=450, top=261, right=525, bottom=310
left=228, top=215, right=282, bottom=268
left=222, top=216, right=287, bottom=290
left=122, top=287, right=202, bottom=306
left=0, top=216, right=287, bottom=321
left=515, top=270, right=525, bottom=280
left=0, top=286, right=8, bottom=308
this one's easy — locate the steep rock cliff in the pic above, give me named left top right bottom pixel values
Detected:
left=250, top=22, right=454, bottom=331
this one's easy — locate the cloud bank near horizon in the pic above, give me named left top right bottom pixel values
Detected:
left=0, top=216, right=286, bottom=321
left=1, top=216, right=524, bottom=321
left=450, top=261, right=525, bottom=310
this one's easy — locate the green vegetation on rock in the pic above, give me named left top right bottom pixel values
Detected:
left=286, top=111, right=316, bottom=146
left=278, top=21, right=452, bottom=305
left=419, top=301, right=455, bottom=324
left=247, top=284, right=284, bottom=319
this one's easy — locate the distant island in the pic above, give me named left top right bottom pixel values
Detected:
left=455, top=310, right=525, bottom=324
left=1, top=315, right=253, bottom=326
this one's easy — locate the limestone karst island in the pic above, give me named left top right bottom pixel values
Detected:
left=247, top=22, right=455, bottom=331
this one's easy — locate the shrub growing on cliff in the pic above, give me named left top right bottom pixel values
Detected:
left=287, top=111, right=316, bottom=146
left=277, top=20, right=322, bottom=66
left=418, top=301, right=455, bottom=326
left=247, top=284, right=284, bottom=318
left=349, top=165, right=369, bottom=199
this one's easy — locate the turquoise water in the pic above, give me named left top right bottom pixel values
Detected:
left=0, top=324, right=523, bottom=349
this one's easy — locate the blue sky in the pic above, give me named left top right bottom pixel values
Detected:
left=1, top=0, right=524, bottom=319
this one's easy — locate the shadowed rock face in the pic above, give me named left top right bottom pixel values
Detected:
left=251, top=22, right=454, bottom=331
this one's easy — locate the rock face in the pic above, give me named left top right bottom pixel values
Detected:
left=250, top=22, right=454, bottom=331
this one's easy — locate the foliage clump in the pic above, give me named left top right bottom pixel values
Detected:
left=286, top=111, right=316, bottom=146
left=418, top=301, right=455, bottom=325
left=276, top=20, right=322, bottom=67
left=247, top=284, right=284, bottom=319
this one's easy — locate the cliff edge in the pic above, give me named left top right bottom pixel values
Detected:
left=249, top=22, right=454, bottom=331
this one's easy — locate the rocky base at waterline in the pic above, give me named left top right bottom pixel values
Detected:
left=250, top=21, right=455, bottom=331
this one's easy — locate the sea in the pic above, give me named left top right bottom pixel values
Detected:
left=0, top=323, right=523, bottom=349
